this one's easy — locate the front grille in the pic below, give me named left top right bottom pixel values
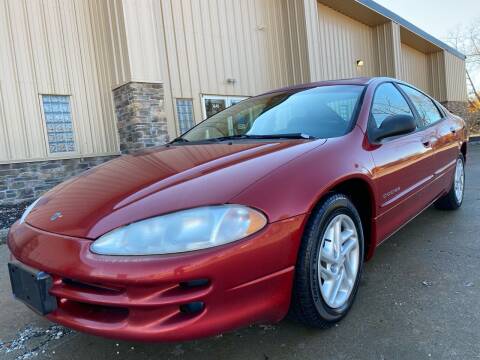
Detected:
left=49, top=276, right=211, bottom=326
left=62, top=278, right=123, bottom=294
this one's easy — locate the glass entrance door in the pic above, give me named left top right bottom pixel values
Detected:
left=202, top=95, right=247, bottom=119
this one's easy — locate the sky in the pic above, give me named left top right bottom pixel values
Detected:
left=375, top=0, right=480, bottom=89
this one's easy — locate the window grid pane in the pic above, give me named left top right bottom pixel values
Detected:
left=42, top=95, right=75, bottom=153
left=176, top=99, right=195, bottom=134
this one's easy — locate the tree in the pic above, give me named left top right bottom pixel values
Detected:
left=446, top=19, right=480, bottom=103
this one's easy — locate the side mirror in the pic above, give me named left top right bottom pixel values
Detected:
left=372, top=114, right=416, bottom=142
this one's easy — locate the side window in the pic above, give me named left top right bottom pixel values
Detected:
left=398, top=85, right=442, bottom=128
left=371, top=83, right=413, bottom=128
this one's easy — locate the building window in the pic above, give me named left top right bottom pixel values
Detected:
left=201, top=95, right=248, bottom=119
left=176, top=99, right=195, bottom=134
left=42, top=95, right=75, bottom=153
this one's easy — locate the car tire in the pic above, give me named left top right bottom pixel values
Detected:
left=289, top=193, right=364, bottom=328
left=434, top=154, right=465, bottom=211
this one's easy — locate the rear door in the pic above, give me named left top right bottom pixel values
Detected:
left=367, top=83, right=437, bottom=242
left=398, top=85, right=459, bottom=192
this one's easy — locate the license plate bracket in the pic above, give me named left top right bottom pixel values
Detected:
left=8, top=262, right=57, bottom=315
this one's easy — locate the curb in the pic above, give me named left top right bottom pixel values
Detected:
left=0, top=228, right=8, bottom=245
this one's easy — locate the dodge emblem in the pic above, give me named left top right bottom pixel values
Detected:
left=50, top=211, right=63, bottom=221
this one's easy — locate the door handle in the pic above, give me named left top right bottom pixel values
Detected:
left=422, top=136, right=437, bottom=148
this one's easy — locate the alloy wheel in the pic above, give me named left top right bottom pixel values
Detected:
left=454, top=158, right=465, bottom=203
left=318, top=214, right=360, bottom=309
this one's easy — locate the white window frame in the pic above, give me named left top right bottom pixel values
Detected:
left=201, top=95, right=248, bottom=119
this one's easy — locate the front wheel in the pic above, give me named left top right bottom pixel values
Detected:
left=435, top=154, right=465, bottom=210
left=289, top=193, right=364, bottom=328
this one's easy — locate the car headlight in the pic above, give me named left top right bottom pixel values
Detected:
left=19, top=198, right=41, bottom=224
left=90, top=205, right=267, bottom=256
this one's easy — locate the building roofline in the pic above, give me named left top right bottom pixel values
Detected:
left=355, top=0, right=466, bottom=60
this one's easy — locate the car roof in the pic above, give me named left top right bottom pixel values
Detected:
left=258, top=77, right=395, bottom=96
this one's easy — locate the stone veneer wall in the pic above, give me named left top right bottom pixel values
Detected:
left=1, top=82, right=169, bottom=208
left=113, top=82, right=169, bottom=154
left=0, top=155, right=117, bottom=206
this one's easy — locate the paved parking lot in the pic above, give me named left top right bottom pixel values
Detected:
left=1, top=143, right=479, bottom=360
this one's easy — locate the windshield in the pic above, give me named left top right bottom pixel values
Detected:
left=181, top=85, right=364, bottom=142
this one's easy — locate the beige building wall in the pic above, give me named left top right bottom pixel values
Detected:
left=372, top=21, right=402, bottom=78
left=313, top=3, right=378, bottom=81
left=427, top=51, right=447, bottom=101
left=400, top=43, right=430, bottom=93
left=107, top=0, right=312, bottom=138
left=399, top=43, right=467, bottom=103
left=0, top=0, right=468, bottom=164
left=398, top=43, right=467, bottom=104
left=444, top=51, right=468, bottom=102
left=105, top=0, right=132, bottom=87
left=303, top=0, right=467, bottom=106
left=120, top=0, right=163, bottom=85
left=0, top=0, right=124, bottom=163
left=154, top=0, right=310, bottom=135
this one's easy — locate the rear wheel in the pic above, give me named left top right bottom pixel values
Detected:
left=435, top=154, right=465, bottom=210
left=290, top=193, right=364, bottom=328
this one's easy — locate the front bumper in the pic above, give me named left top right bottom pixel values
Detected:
left=7, top=215, right=306, bottom=342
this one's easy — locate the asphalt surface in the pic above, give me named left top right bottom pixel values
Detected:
left=1, top=143, right=479, bottom=360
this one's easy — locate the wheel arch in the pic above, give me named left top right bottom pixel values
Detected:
left=461, top=142, right=467, bottom=163
left=309, top=175, right=377, bottom=261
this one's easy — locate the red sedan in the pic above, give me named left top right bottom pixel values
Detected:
left=8, top=77, right=467, bottom=342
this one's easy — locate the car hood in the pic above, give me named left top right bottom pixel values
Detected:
left=26, top=140, right=326, bottom=239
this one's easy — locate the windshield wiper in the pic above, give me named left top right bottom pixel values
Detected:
left=206, top=133, right=315, bottom=142
left=171, top=133, right=315, bottom=144
left=169, top=137, right=189, bottom=144
left=205, top=135, right=248, bottom=142
left=244, top=133, right=315, bottom=140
